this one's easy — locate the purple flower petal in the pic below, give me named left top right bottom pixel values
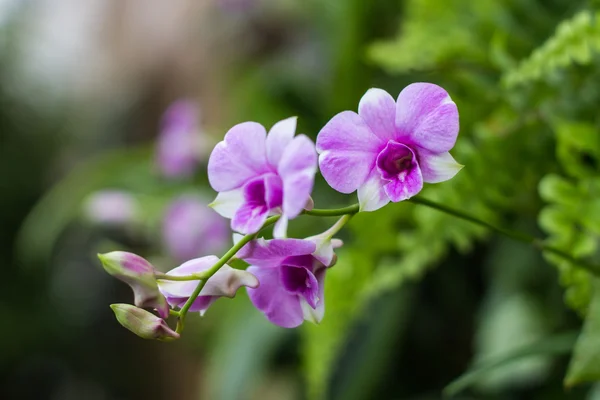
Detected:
left=163, top=196, right=229, bottom=261
left=156, top=100, right=201, bottom=178
left=281, top=265, right=319, bottom=309
left=395, top=83, right=459, bottom=153
left=247, top=266, right=304, bottom=328
left=208, top=122, right=270, bottom=192
left=300, top=267, right=326, bottom=323
left=357, top=167, right=390, bottom=212
left=418, top=149, right=464, bottom=183
left=158, top=257, right=258, bottom=314
left=201, top=265, right=259, bottom=296
left=237, top=238, right=316, bottom=268
left=358, top=88, right=397, bottom=142
left=262, top=173, right=284, bottom=209
left=157, top=256, right=217, bottom=298
left=376, top=141, right=423, bottom=201
left=187, top=296, right=217, bottom=315
left=84, top=190, right=138, bottom=225
left=266, top=117, right=297, bottom=167
left=278, top=134, right=317, bottom=220
left=231, top=202, right=269, bottom=235
left=316, top=111, right=382, bottom=193
left=230, top=173, right=283, bottom=234
left=165, top=295, right=217, bottom=316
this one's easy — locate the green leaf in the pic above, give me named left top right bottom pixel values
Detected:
left=301, top=249, right=375, bottom=400
left=565, top=278, right=600, bottom=387
left=444, top=331, right=577, bottom=397
left=538, top=174, right=580, bottom=206
left=201, top=295, right=288, bottom=400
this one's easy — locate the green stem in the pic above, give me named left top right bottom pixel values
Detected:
left=175, top=215, right=280, bottom=333
left=170, top=193, right=599, bottom=335
left=408, top=196, right=600, bottom=275
left=155, top=272, right=202, bottom=282
left=323, top=214, right=353, bottom=238
left=304, top=204, right=359, bottom=217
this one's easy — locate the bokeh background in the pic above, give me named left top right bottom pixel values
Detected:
left=3, top=0, right=600, bottom=399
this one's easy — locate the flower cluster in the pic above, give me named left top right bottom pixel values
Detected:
left=99, top=83, right=461, bottom=338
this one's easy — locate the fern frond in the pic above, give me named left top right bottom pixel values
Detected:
left=503, top=10, right=600, bottom=87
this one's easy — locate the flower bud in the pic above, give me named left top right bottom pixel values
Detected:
left=110, top=304, right=179, bottom=341
left=98, top=252, right=169, bottom=319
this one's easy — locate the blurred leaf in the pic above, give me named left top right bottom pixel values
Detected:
left=471, top=293, right=552, bottom=392
left=301, top=249, right=375, bottom=400
left=201, top=295, right=289, bottom=400
left=565, top=278, right=600, bottom=388
left=331, top=287, right=414, bottom=400
left=444, top=331, right=577, bottom=397
left=368, top=0, right=505, bottom=73
left=15, top=147, right=153, bottom=267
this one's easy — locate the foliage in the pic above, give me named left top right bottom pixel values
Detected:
left=503, top=10, right=600, bottom=87
left=566, top=279, right=600, bottom=387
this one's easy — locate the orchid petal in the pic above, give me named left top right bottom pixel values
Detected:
left=357, top=167, right=390, bottom=212
left=207, top=122, right=269, bottom=192
left=358, top=88, right=397, bottom=142
left=316, top=111, right=381, bottom=193
left=238, top=238, right=316, bottom=268
left=266, top=116, right=297, bottom=167
left=210, top=190, right=244, bottom=219
left=418, top=149, right=464, bottom=183
left=247, top=266, right=304, bottom=328
left=395, top=83, right=459, bottom=153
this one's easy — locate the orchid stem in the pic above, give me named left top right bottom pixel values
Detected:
left=175, top=215, right=281, bottom=333
left=304, top=204, right=359, bottom=217
left=307, top=196, right=599, bottom=274
left=155, top=273, right=202, bottom=281
left=408, top=196, right=600, bottom=275
left=172, top=193, right=598, bottom=335
left=324, top=214, right=353, bottom=238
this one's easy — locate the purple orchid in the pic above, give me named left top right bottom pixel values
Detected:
left=238, top=236, right=341, bottom=328
left=84, top=190, right=138, bottom=225
left=156, top=100, right=202, bottom=178
left=208, top=117, right=317, bottom=237
left=316, top=83, right=462, bottom=212
left=162, top=195, right=230, bottom=262
left=157, top=256, right=259, bottom=316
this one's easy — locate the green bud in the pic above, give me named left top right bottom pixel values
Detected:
left=110, top=304, right=179, bottom=341
left=98, top=252, right=169, bottom=318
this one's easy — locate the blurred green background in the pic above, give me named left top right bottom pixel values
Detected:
left=3, top=0, right=600, bottom=399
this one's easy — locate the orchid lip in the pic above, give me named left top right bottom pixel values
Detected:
left=280, top=264, right=319, bottom=309
left=376, top=140, right=418, bottom=182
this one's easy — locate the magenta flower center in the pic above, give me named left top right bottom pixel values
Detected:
left=376, top=141, right=418, bottom=182
left=280, top=264, right=319, bottom=308
left=244, top=173, right=283, bottom=210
